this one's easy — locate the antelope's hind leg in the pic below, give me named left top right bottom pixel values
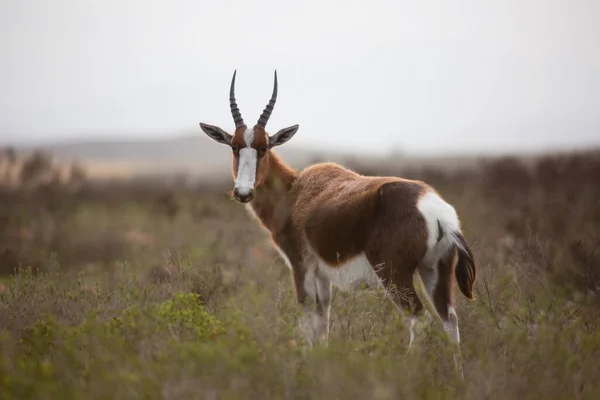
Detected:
left=418, top=248, right=464, bottom=377
left=388, top=273, right=425, bottom=350
left=366, top=231, right=428, bottom=350
left=371, top=259, right=425, bottom=350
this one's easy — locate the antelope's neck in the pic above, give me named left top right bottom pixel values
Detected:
left=249, top=151, right=297, bottom=231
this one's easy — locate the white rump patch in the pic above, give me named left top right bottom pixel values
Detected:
left=417, top=190, right=462, bottom=266
left=234, top=128, right=257, bottom=196
left=317, top=252, right=382, bottom=292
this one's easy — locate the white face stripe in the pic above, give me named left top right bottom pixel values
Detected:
left=235, top=128, right=257, bottom=196
left=243, top=127, right=255, bottom=147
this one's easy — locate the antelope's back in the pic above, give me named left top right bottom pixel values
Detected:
left=289, top=163, right=429, bottom=264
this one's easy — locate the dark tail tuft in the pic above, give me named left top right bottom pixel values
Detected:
left=454, top=232, right=477, bottom=300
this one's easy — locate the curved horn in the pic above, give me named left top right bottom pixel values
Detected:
left=229, top=70, right=245, bottom=128
left=256, top=70, right=278, bottom=129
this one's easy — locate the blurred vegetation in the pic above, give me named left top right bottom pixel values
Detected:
left=0, top=147, right=599, bottom=399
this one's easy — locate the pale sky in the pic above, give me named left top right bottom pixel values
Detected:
left=1, top=0, right=599, bottom=155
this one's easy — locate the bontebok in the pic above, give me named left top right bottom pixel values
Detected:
left=199, top=70, right=477, bottom=375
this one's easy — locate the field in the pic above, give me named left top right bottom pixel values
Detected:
left=1, top=147, right=599, bottom=399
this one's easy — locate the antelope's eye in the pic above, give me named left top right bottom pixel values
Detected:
left=231, top=145, right=239, bottom=152
left=258, top=147, right=268, bottom=154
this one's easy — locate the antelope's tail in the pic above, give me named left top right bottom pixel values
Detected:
left=452, top=231, right=476, bottom=300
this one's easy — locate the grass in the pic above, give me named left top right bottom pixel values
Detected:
left=1, top=147, right=599, bottom=399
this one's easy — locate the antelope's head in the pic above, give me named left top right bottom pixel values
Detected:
left=200, top=70, right=299, bottom=203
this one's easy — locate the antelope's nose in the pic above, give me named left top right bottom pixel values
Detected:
left=234, top=188, right=253, bottom=203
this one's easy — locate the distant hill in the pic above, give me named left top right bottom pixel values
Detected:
left=12, top=132, right=591, bottom=180
left=9, top=133, right=359, bottom=180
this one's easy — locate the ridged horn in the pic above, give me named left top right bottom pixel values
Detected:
left=229, top=70, right=245, bottom=128
left=256, top=70, right=278, bottom=129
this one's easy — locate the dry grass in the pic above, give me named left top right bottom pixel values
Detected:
left=1, top=147, right=599, bottom=399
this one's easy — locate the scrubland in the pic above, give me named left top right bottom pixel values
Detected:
left=1, top=147, right=599, bottom=399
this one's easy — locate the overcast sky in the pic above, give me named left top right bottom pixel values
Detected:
left=1, top=0, right=599, bottom=155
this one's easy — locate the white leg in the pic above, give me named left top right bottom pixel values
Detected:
left=417, top=263, right=438, bottom=305
left=299, top=263, right=331, bottom=347
left=407, top=265, right=437, bottom=349
left=385, top=276, right=430, bottom=351
left=442, top=306, right=464, bottom=378
left=299, top=265, right=317, bottom=347
left=419, top=265, right=464, bottom=378
left=314, top=268, right=332, bottom=344
left=299, top=308, right=316, bottom=347
left=408, top=316, right=417, bottom=349
left=406, top=311, right=435, bottom=351
left=442, top=306, right=460, bottom=345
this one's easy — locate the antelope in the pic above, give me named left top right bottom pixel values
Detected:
left=199, top=70, right=477, bottom=373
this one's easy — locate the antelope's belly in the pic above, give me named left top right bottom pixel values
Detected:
left=318, top=252, right=382, bottom=291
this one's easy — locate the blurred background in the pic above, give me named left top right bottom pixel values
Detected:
left=2, top=0, right=599, bottom=179
left=1, top=2, right=600, bottom=397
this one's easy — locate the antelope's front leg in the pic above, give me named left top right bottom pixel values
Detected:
left=294, top=262, right=332, bottom=347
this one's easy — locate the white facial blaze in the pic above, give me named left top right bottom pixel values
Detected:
left=234, top=128, right=257, bottom=196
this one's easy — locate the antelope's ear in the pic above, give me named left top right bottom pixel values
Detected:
left=269, top=124, right=299, bottom=148
left=199, top=123, right=233, bottom=145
